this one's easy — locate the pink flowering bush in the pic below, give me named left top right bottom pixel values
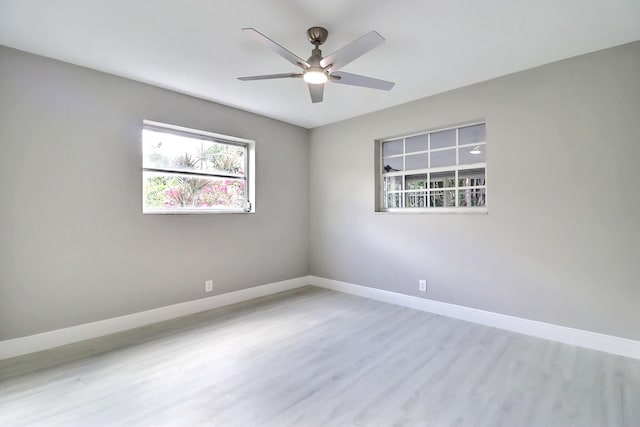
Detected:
left=162, top=177, right=245, bottom=209
left=144, top=149, right=246, bottom=210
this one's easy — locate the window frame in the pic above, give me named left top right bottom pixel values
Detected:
left=376, top=121, right=488, bottom=214
left=142, top=120, right=255, bottom=214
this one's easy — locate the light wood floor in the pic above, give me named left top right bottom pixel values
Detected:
left=0, top=286, right=638, bottom=426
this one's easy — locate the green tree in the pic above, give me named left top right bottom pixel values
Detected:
left=144, top=176, right=170, bottom=208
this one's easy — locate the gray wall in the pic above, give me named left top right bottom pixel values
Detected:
left=0, top=46, right=310, bottom=340
left=309, top=41, right=640, bottom=340
left=2, top=41, right=639, bottom=343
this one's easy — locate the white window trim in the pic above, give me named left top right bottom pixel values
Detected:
left=376, top=121, right=488, bottom=213
left=142, top=120, right=256, bottom=214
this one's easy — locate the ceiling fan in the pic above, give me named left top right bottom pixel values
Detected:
left=238, top=27, right=395, bottom=103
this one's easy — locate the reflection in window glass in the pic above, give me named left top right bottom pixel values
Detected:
left=430, top=171, right=455, bottom=188
left=458, top=188, right=486, bottom=207
left=379, top=122, right=487, bottom=211
left=430, top=190, right=445, bottom=207
left=459, top=168, right=486, bottom=187
left=406, top=174, right=427, bottom=189
left=459, top=144, right=486, bottom=165
left=383, top=156, right=403, bottom=172
left=386, top=193, right=402, bottom=208
left=384, top=176, right=403, bottom=191
left=406, top=192, right=426, bottom=208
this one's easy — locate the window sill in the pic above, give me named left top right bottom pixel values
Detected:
left=375, top=207, right=488, bottom=215
left=143, top=209, right=254, bottom=215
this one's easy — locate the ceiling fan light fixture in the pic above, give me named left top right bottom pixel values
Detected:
left=470, top=146, right=482, bottom=155
left=303, top=69, right=328, bottom=84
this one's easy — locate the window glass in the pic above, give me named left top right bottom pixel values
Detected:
left=430, top=129, right=456, bottom=149
left=142, top=122, right=253, bottom=213
left=384, top=176, right=403, bottom=191
left=458, top=168, right=486, bottom=187
left=458, top=188, right=486, bottom=207
left=383, top=139, right=403, bottom=157
left=383, top=157, right=403, bottom=172
left=379, top=122, right=487, bottom=211
left=143, top=172, right=245, bottom=210
left=459, top=144, right=486, bottom=165
left=430, top=171, right=455, bottom=188
left=143, top=130, right=244, bottom=175
left=405, top=193, right=426, bottom=208
left=459, top=123, right=486, bottom=145
left=406, top=174, right=427, bottom=189
left=430, top=190, right=456, bottom=207
left=386, top=193, right=402, bottom=208
left=405, top=153, right=428, bottom=170
left=430, top=148, right=456, bottom=168
left=405, top=134, right=428, bottom=153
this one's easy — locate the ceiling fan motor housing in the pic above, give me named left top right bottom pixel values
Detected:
left=307, top=27, right=328, bottom=46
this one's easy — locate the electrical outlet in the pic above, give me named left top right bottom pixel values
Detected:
left=419, top=279, right=427, bottom=292
left=205, top=280, right=213, bottom=292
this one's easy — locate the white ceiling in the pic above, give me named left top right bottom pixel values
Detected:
left=1, top=0, right=639, bottom=129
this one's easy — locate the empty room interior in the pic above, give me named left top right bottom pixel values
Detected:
left=1, top=1, right=639, bottom=426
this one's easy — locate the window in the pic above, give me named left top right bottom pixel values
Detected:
left=142, top=120, right=255, bottom=214
left=378, top=122, right=487, bottom=212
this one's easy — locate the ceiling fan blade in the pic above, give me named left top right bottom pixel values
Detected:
left=238, top=73, right=302, bottom=81
left=308, top=83, right=324, bottom=103
left=242, top=28, right=310, bottom=69
left=331, top=71, right=395, bottom=90
left=320, top=31, right=385, bottom=71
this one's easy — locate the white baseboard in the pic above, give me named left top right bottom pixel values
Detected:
left=309, top=276, right=640, bottom=360
left=4, top=275, right=638, bottom=361
left=0, top=276, right=311, bottom=360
